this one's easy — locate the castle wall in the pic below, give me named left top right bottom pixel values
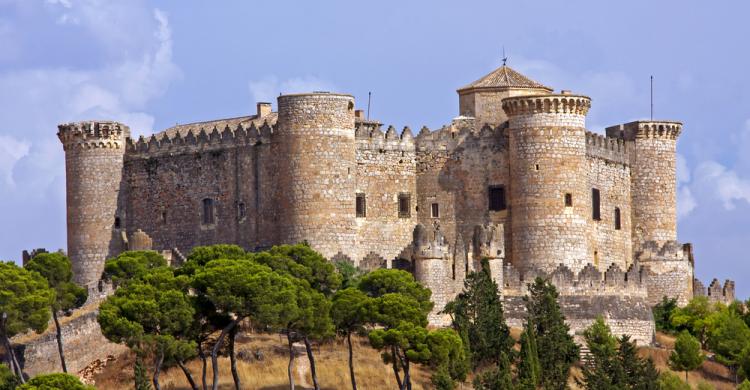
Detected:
left=585, top=143, right=632, bottom=270
left=353, top=126, right=417, bottom=263
left=414, top=124, right=512, bottom=267
left=123, top=127, right=277, bottom=255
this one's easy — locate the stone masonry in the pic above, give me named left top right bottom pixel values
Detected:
left=55, top=64, right=731, bottom=352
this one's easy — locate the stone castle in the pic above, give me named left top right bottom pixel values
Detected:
left=57, top=64, right=734, bottom=345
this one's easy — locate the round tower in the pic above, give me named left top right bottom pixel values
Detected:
left=622, top=121, right=682, bottom=245
left=273, top=92, right=357, bottom=259
left=57, top=121, right=129, bottom=286
left=502, top=93, right=592, bottom=273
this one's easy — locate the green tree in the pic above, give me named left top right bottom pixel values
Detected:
left=369, top=323, right=431, bottom=390
left=16, top=373, right=94, bottom=390
left=103, top=251, right=168, bottom=285
left=657, top=371, right=690, bottom=390
left=25, top=252, right=87, bottom=373
left=517, top=319, right=541, bottom=389
left=524, top=277, right=579, bottom=390
left=738, top=379, right=750, bottom=390
left=358, top=269, right=433, bottom=316
left=671, top=296, right=716, bottom=347
left=426, top=328, right=469, bottom=388
left=618, top=335, right=659, bottom=390
left=707, top=309, right=750, bottom=383
left=443, top=259, right=512, bottom=369
left=0, top=363, right=19, bottom=390
left=0, top=261, right=55, bottom=384
left=472, top=355, right=513, bottom=390
left=97, top=267, right=196, bottom=390
left=331, top=288, right=371, bottom=390
left=251, top=244, right=342, bottom=296
left=653, top=296, right=678, bottom=333
left=334, top=260, right=365, bottom=290
left=669, top=331, right=704, bottom=382
left=577, top=317, right=624, bottom=389
left=192, top=258, right=297, bottom=390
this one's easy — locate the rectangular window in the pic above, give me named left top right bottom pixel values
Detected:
left=238, top=202, right=246, bottom=220
left=592, top=188, right=601, bottom=221
left=614, top=207, right=621, bottom=230
left=565, top=193, right=573, bottom=207
left=398, top=193, right=411, bottom=218
left=431, top=203, right=439, bottom=218
left=203, top=198, right=215, bottom=224
left=356, top=193, right=366, bottom=218
left=488, top=185, right=507, bottom=211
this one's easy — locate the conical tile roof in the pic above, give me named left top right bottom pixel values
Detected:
left=458, top=65, right=551, bottom=91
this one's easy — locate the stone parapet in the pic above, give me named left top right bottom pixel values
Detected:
left=58, top=121, right=130, bottom=150
left=606, top=121, right=682, bottom=141
left=585, top=131, right=630, bottom=165
left=502, top=94, right=591, bottom=128
left=355, top=125, right=415, bottom=152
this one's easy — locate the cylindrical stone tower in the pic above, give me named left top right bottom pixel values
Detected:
left=57, top=121, right=129, bottom=286
left=273, top=92, right=357, bottom=259
left=624, top=121, right=682, bottom=245
left=503, top=93, right=592, bottom=273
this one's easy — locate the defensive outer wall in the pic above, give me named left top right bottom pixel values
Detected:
left=11, top=64, right=736, bottom=378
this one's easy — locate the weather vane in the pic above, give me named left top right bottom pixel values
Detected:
left=502, top=46, right=508, bottom=66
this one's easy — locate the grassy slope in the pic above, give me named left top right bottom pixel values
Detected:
left=91, top=331, right=740, bottom=390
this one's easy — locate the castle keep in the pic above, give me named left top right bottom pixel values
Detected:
left=58, top=65, right=734, bottom=345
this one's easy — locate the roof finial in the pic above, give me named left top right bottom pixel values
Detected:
left=502, top=46, right=508, bottom=66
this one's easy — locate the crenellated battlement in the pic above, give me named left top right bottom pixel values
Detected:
left=502, top=94, right=591, bottom=117
left=414, top=122, right=507, bottom=152
left=694, top=278, right=735, bottom=305
left=58, top=121, right=130, bottom=150
left=606, top=120, right=682, bottom=141
left=585, top=131, right=630, bottom=165
left=125, top=121, right=275, bottom=158
left=502, top=261, right=649, bottom=297
left=355, top=124, right=415, bottom=152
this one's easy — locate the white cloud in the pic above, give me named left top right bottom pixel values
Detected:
left=693, top=161, right=750, bottom=210
left=248, top=76, right=336, bottom=106
left=677, top=185, right=697, bottom=219
left=0, top=135, right=30, bottom=188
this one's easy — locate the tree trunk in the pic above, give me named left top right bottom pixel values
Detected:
left=390, top=346, right=402, bottom=390
left=347, top=332, right=357, bottom=390
left=2, top=335, right=24, bottom=383
left=287, top=330, right=296, bottom=390
left=211, top=319, right=239, bottom=390
left=153, top=350, right=164, bottom=390
left=52, top=310, right=68, bottom=373
left=198, top=346, right=208, bottom=390
left=229, top=326, right=241, bottom=390
left=178, top=360, right=199, bottom=390
left=403, top=358, right=411, bottom=390
left=303, top=336, right=320, bottom=390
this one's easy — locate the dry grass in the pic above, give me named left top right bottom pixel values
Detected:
left=94, top=333, right=435, bottom=390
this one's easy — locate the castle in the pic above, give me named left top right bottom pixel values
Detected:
left=57, top=64, right=734, bottom=345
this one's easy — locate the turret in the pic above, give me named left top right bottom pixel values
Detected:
left=503, top=93, right=592, bottom=273
left=273, top=92, right=357, bottom=259
left=57, top=121, right=129, bottom=286
left=471, top=224, right=505, bottom=287
left=606, top=121, right=682, bottom=246
left=412, top=224, right=452, bottom=326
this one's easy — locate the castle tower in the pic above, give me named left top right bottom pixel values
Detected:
left=412, top=224, right=453, bottom=326
left=273, top=92, right=357, bottom=259
left=457, top=65, right=552, bottom=126
left=503, top=93, right=592, bottom=273
left=607, top=121, right=682, bottom=246
left=57, top=121, right=129, bottom=286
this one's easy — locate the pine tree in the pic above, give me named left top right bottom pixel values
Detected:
left=524, top=277, right=579, bottom=390
left=517, top=319, right=540, bottom=389
left=618, top=335, right=659, bottom=390
left=577, top=317, right=623, bottom=389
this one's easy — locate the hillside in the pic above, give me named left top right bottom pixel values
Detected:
left=88, top=331, right=741, bottom=390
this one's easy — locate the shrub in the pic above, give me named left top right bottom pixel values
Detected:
left=17, top=373, right=94, bottom=390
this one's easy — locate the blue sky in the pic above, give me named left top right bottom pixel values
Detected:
left=0, top=1, right=748, bottom=297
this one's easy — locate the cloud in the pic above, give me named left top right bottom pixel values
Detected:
left=0, top=1, right=180, bottom=261
left=0, top=135, right=30, bottom=187
left=693, top=161, right=750, bottom=210
left=248, top=76, right=336, bottom=106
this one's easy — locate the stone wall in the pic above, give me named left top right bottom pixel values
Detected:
left=636, top=241, right=694, bottom=306
left=8, top=307, right=127, bottom=378
left=354, top=125, right=417, bottom=263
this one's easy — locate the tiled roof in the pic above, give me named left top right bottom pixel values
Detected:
left=458, top=65, right=551, bottom=91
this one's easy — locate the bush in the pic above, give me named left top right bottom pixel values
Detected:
left=0, top=364, right=19, bottom=390
left=696, top=381, right=715, bottom=390
left=17, top=373, right=94, bottom=390
left=657, top=371, right=691, bottom=390
left=431, top=366, right=454, bottom=390
left=737, top=379, right=750, bottom=390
